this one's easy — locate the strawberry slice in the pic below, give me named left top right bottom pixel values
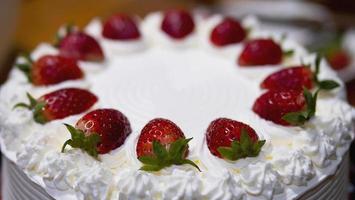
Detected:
left=238, top=39, right=283, bottom=66
left=59, top=32, right=104, bottom=61
left=136, top=118, right=200, bottom=171
left=161, top=9, right=195, bottom=39
left=261, top=66, right=314, bottom=91
left=206, top=118, right=265, bottom=160
left=16, top=55, right=83, bottom=86
left=61, top=109, right=132, bottom=157
left=14, top=88, right=97, bottom=124
left=102, top=14, right=141, bottom=40
left=210, top=18, right=246, bottom=46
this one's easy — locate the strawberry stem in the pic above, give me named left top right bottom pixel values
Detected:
left=313, top=54, right=340, bottom=90
left=54, top=23, right=75, bottom=47
left=138, top=138, right=201, bottom=172
left=16, top=53, right=33, bottom=82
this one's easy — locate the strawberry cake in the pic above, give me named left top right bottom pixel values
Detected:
left=0, top=10, right=354, bottom=200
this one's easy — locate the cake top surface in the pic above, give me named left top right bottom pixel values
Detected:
left=0, top=11, right=354, bottom=200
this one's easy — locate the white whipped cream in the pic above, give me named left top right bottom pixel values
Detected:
left=0, top=12, right=354, bottom=200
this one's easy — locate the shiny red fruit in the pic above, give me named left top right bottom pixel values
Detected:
left=39, top=88, right=98, bottom=121
left=327, top=50, right=350, bottom=70
left=136, top=118, right=186, bottom=157
left=238, top=39, right=283, bottom=66
left=76, top=108, right=132, bottom=154
left=102, top=14, right=141, bottom=40
left=261, top=66, right=314, bottom=91
left=206, top=118, right=258, bottom=158
left=210, top=18, right=246, bottom=46
left=161, top=10, right=195, bottom=39
left=31, top=55, right=83, bottom=86
left=59, top=32, right=104, bottom=61
left=252, top=90, right=306, bottom=126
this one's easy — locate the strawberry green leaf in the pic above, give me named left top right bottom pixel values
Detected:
left=138, top=156, right=159, bottom=165
left=139, top=138, right=200, bottom=172
left=140, top=165, right=164, bottom=172
left=16, top=54, right=33, bottom=82
left=54, top=23, right=74, bottom=47
left=312, top=54, right=340, bottom=91
left=61, top=124, right=100, bottom=158
left=13, top=93, right=48, bottom=124
left=152, top=140, right=168, bottom=162
left=318, top=80, right=340, bottom=90
left=180, top=159, right=201, bottom=172
left=282, top=88, right=318, bottom=126
left=283, top=49, right=294, bottom=57
left=240, top=129, right=252, bottom=154
left=218, top=146, right=236, bottom=160
left=314, top=54, right=321, bottom=78
left=282, top=112, right=307, bottom=126
left=218, top=128, right=265, bottom=161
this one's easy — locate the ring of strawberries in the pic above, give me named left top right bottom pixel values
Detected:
left=12, top=9, right=341, bottom=173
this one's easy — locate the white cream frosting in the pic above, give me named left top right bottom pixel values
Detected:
left=273, top=150, right=315, bottom=186
left=0, top=12, right=354, bottom=200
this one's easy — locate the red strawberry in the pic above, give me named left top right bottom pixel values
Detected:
left=161, top=9, right=195, bottom=39
left=252, top=90, right=306, bottom=126
left=59, top=32, right=104, bottom=61
left=327, top=50, right=350, bottom=70
left=261, top=66, right=314, bottom=91
left=136, top=118, right=200, bottom=171
left=16, top=55, right=83, bottom=86
left=238, top=39, right=283, bottom=66
left=206, top=118, right=265, bottom=160
left=14, top=88, right=97, bottom=124
left=62, top=109, right=132, bottom=157
left=102, top=14, right=141, bottom=40
left=210, top=18, right=246, bottom=46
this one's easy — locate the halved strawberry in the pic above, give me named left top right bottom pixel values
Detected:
left=16, top=55, right=83, bottom=86
left=102, top=14, right=141, bottom=40
left=210, top=18, right=246, bottom=46
left=59, top=32, right=104, bottom=61
left=14, top=88, right=97, bottom=124
left=261, top=66, right=314, bottom=91
left=238, top=39, right=283, bottom=66
left=206, top=118, right=265, bottom=160
left=161, top=9, right=195, bottom=39
left=136, top=118, right=200, bottom=171
left=61, top=108, right=132, bottom=157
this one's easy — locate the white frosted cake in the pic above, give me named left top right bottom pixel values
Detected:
left=0, top=10, right=354, bottom=200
